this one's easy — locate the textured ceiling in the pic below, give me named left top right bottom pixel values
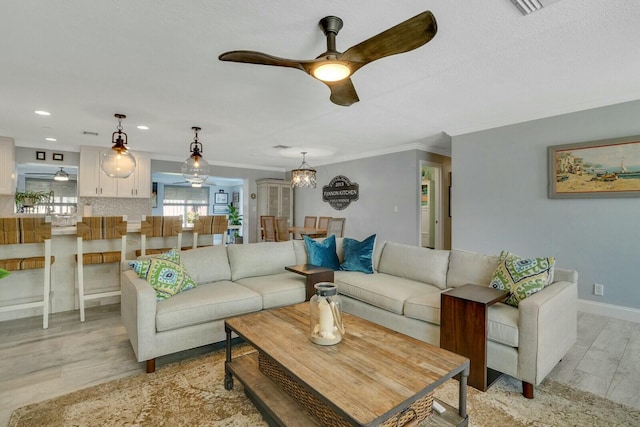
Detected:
left=1, top=0, right=640, bottom=171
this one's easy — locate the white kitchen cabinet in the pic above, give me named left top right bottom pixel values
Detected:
left=79, top=146, right=150, bottom=198
left=256, top=179, right=293, bottom=234
left=117, top=152, right=151, bottom=198
left=0, top=137, right=16, bottom=195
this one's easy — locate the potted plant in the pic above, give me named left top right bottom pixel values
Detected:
left=228, top=206, right=243, bottom=244
left=14, top=190, right=51, bottom=211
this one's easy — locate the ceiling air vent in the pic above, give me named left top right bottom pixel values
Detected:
left=510, top=0, right=561, bottom=15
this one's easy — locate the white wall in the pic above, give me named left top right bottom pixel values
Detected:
left=452, top=99, right=640, bottom=309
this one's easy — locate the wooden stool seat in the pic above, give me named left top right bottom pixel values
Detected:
left=135, top=246, right=191, bottom=257
left=75, top=251, right=122, bottom=265
left=0, top=256, right=55, bottom=271
left=138, top=216, right=183, bottom=257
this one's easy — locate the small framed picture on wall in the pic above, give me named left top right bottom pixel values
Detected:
left=215, top=192, right=228, bottom=204
left=36, top=151, right=46, bottom=160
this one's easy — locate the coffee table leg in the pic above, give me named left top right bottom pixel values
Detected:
left=224, top=326, right=234, bottom=390
left=459, top=365, right=468, bottom=419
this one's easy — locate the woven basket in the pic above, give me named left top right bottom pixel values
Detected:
left=258, top=352, right=433, bottom=427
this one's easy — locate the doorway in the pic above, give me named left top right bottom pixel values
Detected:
left=419, top=162, right=443, bottom=249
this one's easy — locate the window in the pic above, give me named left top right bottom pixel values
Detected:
left=24, top=178, right=78, bottom=214
left=162, top=185, right=209, bottom=226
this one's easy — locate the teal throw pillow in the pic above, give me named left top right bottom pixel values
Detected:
left=489, top=251, right=555, bottom=307
left=340, top=234, right=376, bottom=274
left=129, top=248, right=197, bottom=300
left=304, top=235, right=340, bottom=270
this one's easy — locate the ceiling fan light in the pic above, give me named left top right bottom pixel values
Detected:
left=313, top=62, right=351, bottom=82
left=291, top=152, right=317, bottom=189
left=182, top=126, right=211, bottom=185
left=101, top=114, right=137, bottom=179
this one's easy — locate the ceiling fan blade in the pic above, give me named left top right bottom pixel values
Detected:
left=218, top=50, right=307, bottom=72
left=339, top=11, right=437, bottom=69
left=323, top=78, right=359, bottom=106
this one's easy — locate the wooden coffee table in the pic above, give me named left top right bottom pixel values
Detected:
left=225, top=303, right=469, bottom=426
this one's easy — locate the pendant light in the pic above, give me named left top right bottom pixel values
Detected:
left=100, top=114, right=137, bottom=178
left=181, top=126, right=210, bottom=186
left=291, top=152, right=317, bottom=188
left=53, top=167, right=69, bottom=181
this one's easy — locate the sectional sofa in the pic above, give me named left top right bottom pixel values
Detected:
left=120, top=238, right=577, bottom=398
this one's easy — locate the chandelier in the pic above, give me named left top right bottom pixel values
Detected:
left=181, top=126, right=210, bottom=186
left=291, top=152, right=317, bottom=188
left=100, top=114, right=137, bottom=179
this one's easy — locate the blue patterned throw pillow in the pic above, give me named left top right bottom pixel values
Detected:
left=340, top=234, right=376, bottom=274
left=129, top=248, right=197, bottom=300
left=304, top=235, right=340, bottom=270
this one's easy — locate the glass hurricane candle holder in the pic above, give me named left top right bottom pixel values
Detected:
left=309, top=282, right=344, bottom=345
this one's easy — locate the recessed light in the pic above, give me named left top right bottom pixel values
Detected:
left=45, top=137, right=57, bottom=142
left=137, top=125, right=149, bottom=130
left=34, top=110, right=51, bottom=116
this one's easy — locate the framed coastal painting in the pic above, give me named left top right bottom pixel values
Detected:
left=548, top=135, right=640, bottom=198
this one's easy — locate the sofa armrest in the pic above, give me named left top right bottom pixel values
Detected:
left=517, top=278, right=578, bottom=385
left=120, top=268, right=158, bottom=362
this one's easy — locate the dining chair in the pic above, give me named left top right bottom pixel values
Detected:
left=326, top=218, right=346, bottom=238
left=261, top=216, right=276, bottom=242
left=275, top=217, right=290, bottom=241
left=303, top=216, right=317, bottom=228
left=76, top=216, right=127, bottom=322
left=136, top=216, right=185, bottom=257
left=0, top=217, right=54, bottom=329
left=317, top=216, right=331, bottom=231
left=192, top=215, right=228, bottom=248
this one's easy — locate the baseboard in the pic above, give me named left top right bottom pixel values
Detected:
left=578, top=299, right=640, bottom=324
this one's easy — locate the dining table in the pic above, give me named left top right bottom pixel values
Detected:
left=288, top=226, right=327, bottom=239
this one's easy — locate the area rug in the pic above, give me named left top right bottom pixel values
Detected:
left=9, top=345, right=640, bottom=427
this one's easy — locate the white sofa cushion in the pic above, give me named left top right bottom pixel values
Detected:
left=488, top=302, right=519, bottom=347
left=377, top=242, right=449, bottom=290
left=180, top=245, right=231, bottom=284
left=447, top=249, right=499, bottom=288
left=403, top=289, right=446, bottom=325
left=155, top=281, right=262, bottom=332
left=227, top=241, right=296, bottom=281
left=234, top=272, right=306, bottom=309
left=335, top=271, right=436, bottom=315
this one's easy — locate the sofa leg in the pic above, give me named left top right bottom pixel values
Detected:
left=146, top=359, right=156, bottom=373
left=522, top=381, right=534, bottom=399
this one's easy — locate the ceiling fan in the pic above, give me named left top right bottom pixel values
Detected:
left=219, top=11, right=437, bottom=106
left=171, top=178, right=217, bottom=188
left=25, top=167, right=77, bottom=181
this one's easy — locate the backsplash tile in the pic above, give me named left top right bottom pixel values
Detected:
left=78, top=197, right=151, bottom=221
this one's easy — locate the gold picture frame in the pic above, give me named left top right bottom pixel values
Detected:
left=548, top=135, right=640, bottom=198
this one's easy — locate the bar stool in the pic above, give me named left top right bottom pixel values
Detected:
left=76, top=216, right=127, bottom=322
left=0, top=217, right=54, bottom=328
left=192, top=215, right=228, bottom=248
left=137, top=215, right=184, bottom=257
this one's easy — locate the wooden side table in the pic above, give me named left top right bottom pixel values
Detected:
left=440, top=283, right=508, bottom=391
left=285, top=264, right=335, bottom=301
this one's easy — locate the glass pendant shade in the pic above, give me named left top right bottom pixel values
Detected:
left=291, top=152, right=317, bottom=188
left=101, top=114, right=137, bottom=179
left=53, top=168, right=69, bottom=181
left=182, top=126, right=210, bottom=185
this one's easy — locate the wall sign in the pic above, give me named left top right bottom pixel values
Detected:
left=322, top=175, right=359, bottom=210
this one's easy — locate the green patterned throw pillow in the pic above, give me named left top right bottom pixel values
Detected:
left=489, top=251, right=556, bottom=307
left=129, top=248, right=197, bottom=300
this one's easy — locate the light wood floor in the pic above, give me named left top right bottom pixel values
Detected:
left=1, top=305, right=638, bottom=426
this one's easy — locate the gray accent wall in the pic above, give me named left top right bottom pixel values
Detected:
left=294, top=150, right=451, bottom=247
left=452, top=99, right=640, bottom=309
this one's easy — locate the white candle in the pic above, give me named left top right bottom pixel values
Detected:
left=318, top=298, right=334, bottom=338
